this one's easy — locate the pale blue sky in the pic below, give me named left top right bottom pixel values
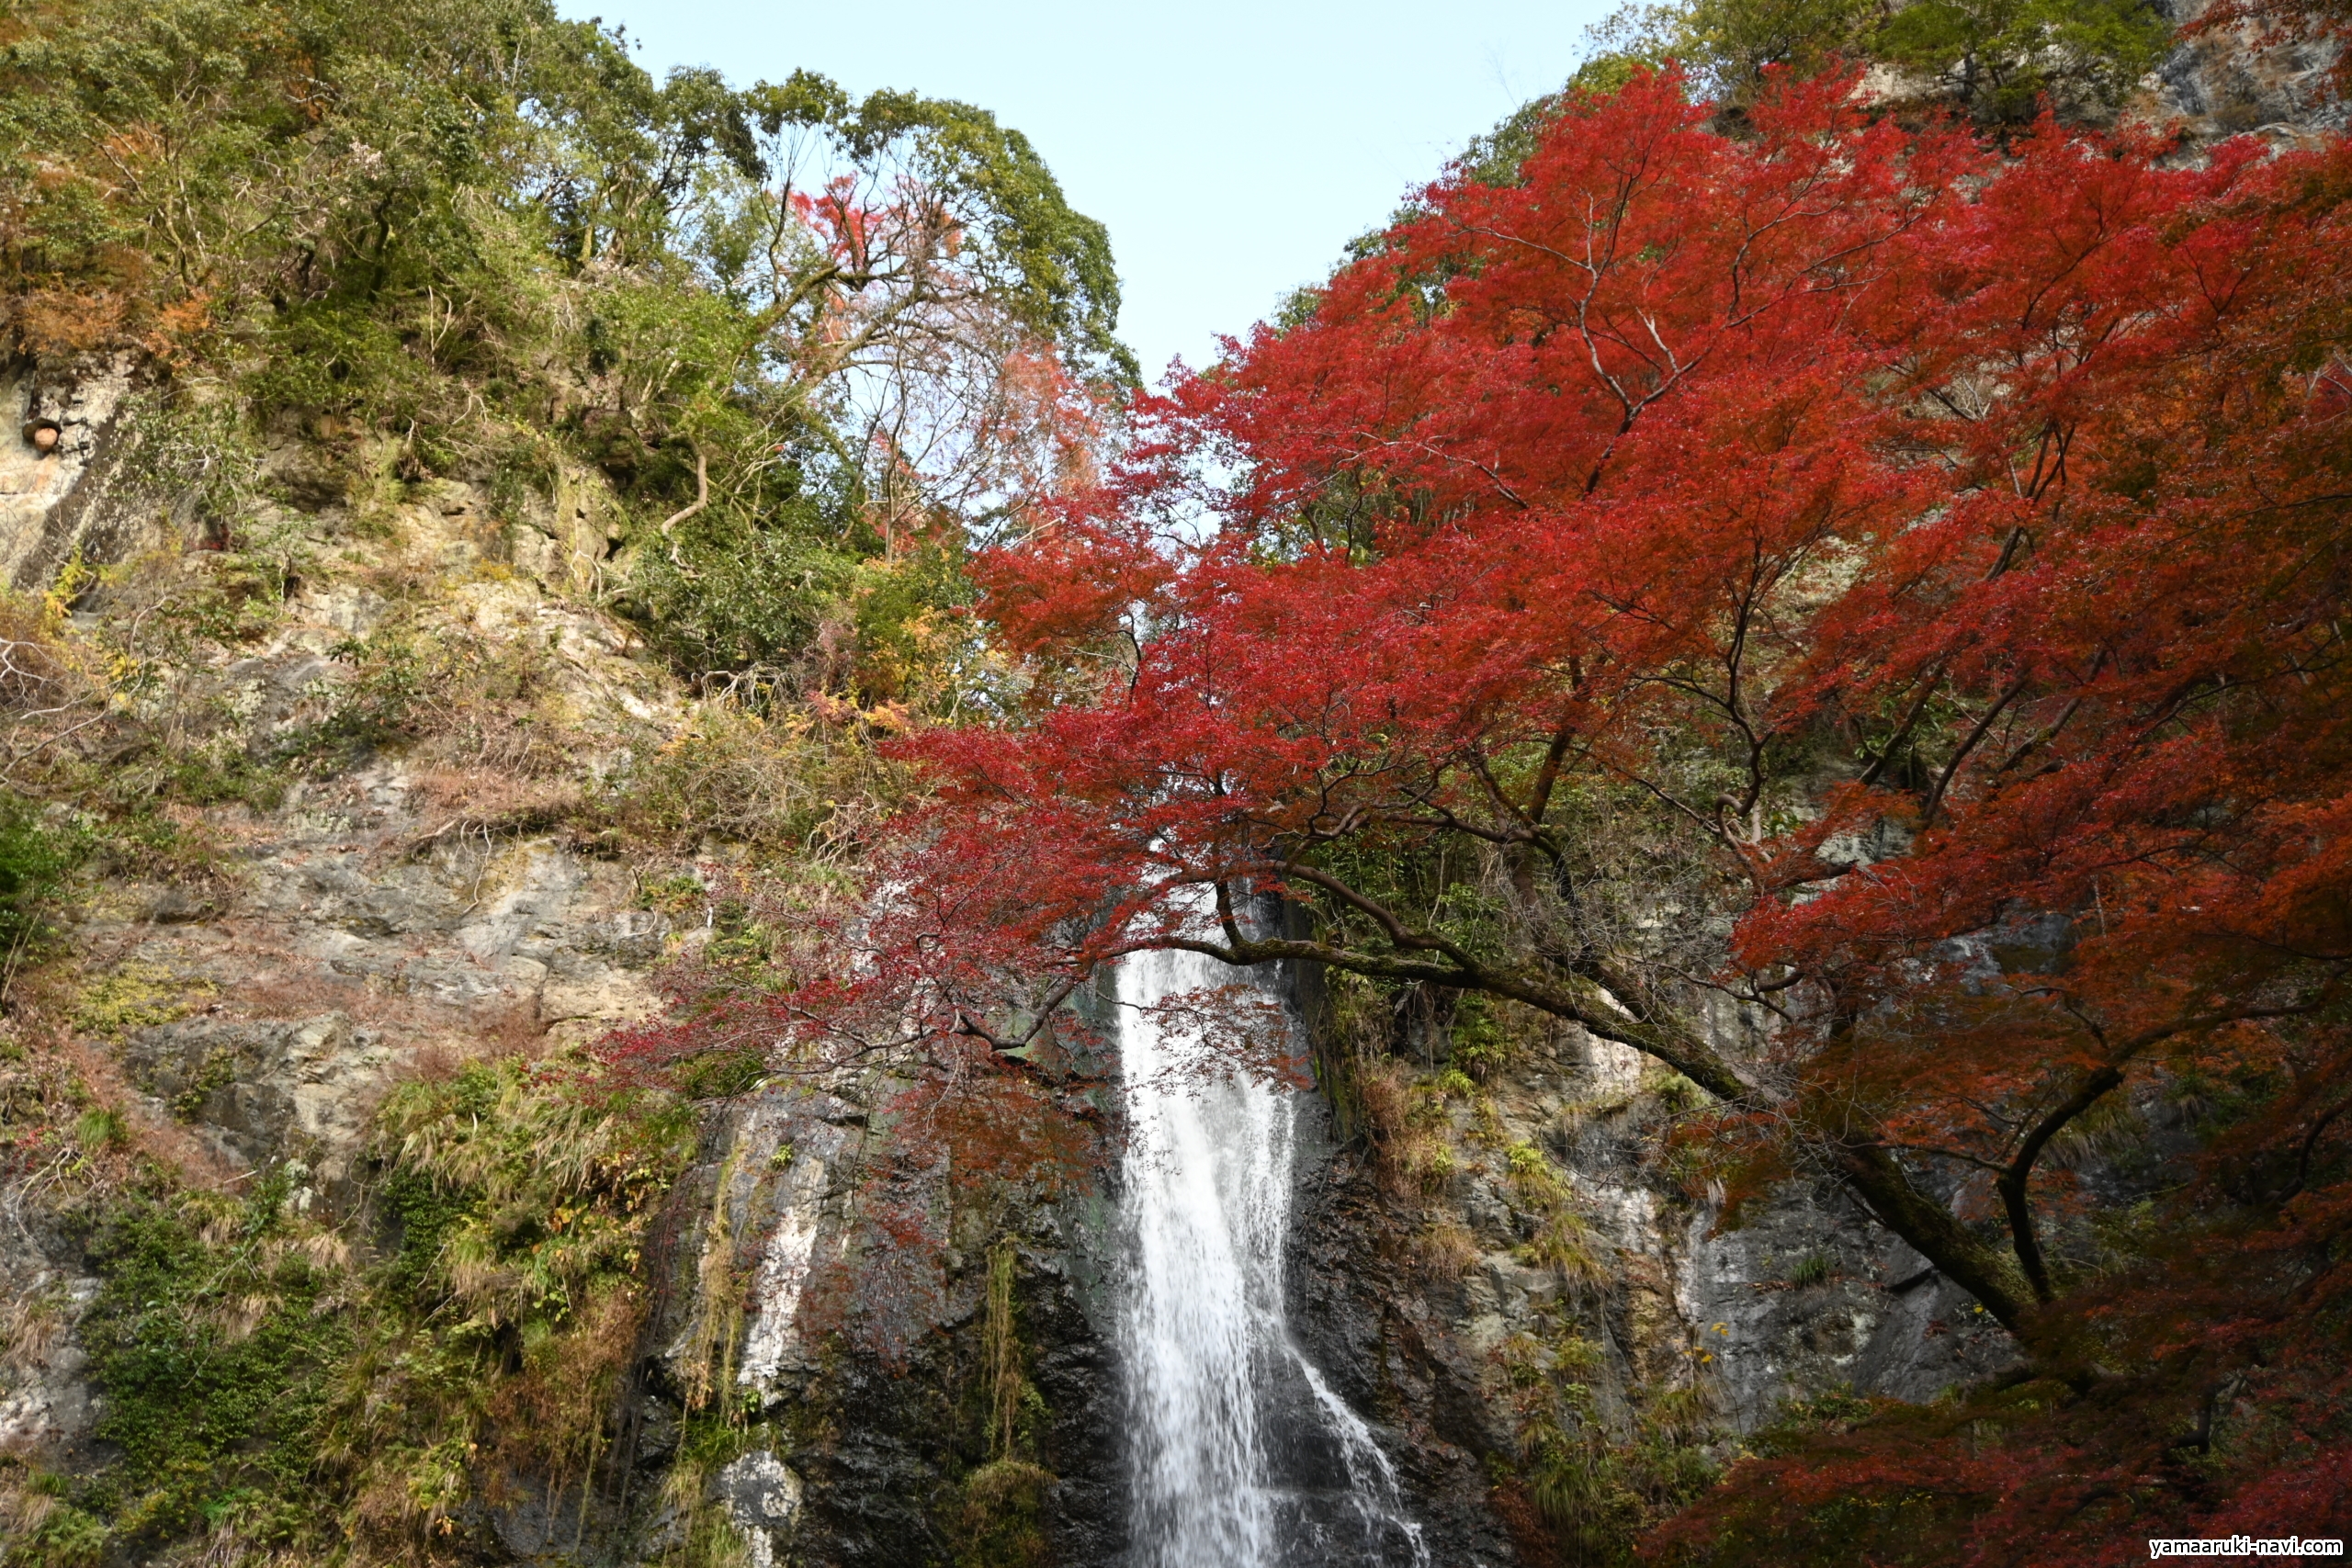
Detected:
left=554, top=1, right=1613, bottom=384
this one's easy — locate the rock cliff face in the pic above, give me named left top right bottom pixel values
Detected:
left=2147, top=0, right=2347, bottom=140
left=618, top=1083, right=1125, bottom=1567
left=0, top=440, right=688, bottom=1481
left=0, top=355, right=145, bottom=590
left=1283, top=1009, right=2020, bottom=1567
left=0, top=352, right=1136, bottom=1565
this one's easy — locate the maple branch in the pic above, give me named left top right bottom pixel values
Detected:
left=1990, top=694, right=2083, bottom=777
left=1367, top=437, right=1531, bottom=511
left=1522, top=721, right=1577, bottom=828
left=1997, top=993, right=2337, bottom=1300
left=2282, top=1097, right=2351, bottom=1201
left=1261, top=863, right=1477, bottom=964
left=1371, top=805, right=1532, bottom=854
left=1860, top=525, right=2046, bottom=793
left=1667, top=960, right=1814, bottom=1021
left=1874, top=1142, right=2010, bottom=1174
left=1857, top=663, right=1947, bottom=788
left=947, top=976, right=1086, bottom=1073
left=1998, top=1062, right=2123, bottom=1303
left=1920, top=677, right=2030, bottom=829
left=1167, top=861, right=1763, bottom=1109
left=1829, top=1141, right=2036, bottom=1332
left=1598, top=760, right=1769, bottom=889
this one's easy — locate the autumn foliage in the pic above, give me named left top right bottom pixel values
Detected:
left=753, top=67, right=2352, bottom=1557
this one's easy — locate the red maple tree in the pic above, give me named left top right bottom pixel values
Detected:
left=853, top=69, right=2352, bottom=1340
left=617, top=65, right=2352, bottom=1554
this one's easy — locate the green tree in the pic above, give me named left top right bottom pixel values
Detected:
left=1874, top=0, right=2171, bottom=120
left=0, top=0, right=1125, bottom=696
left=1578, top=0, right=2171, bottom=119
left=1581, top=0, right=1883, bottom=102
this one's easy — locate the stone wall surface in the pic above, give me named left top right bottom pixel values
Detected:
left=1283, top=1010, right=2020, bottom=1568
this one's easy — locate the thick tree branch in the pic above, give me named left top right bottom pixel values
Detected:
left=1997, top=994, right=2336, bottom=1300
left=1997, top=1064, right=2123, bottom=1302
left=1833, top=1141, right=2036, bottom=1331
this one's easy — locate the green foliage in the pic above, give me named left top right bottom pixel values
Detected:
left=634, top=492, right=862, bottom=682
left=1500, top=1331, right=1720, bottom=1565
left=674, top=1045, right=769, bottom=1100
left=324, top=1055, right=694, bottom=1552
left=1874, top=0, right=2172, bottom=121
left=1580, top=0, right=2170, bottom=119
left=69, top=962, right=209, bottom=1041
left=1447, top=991, right=1519, bottom=1080
left=632, top=522, right=982, bottom=712
left=1585, top=0, right=1883, bottom=101
left=35, top=1052, right=696, bottom=1562
left=1306, top=840, right=1514, bottom=986
left=0, top=0, right=1122, bottom=705
left=956, top=1459, right=1054, bottom=1568
left=377, top=1164, right=474, bottom=1303
left=786, top=81, right=1131, bottom=382
left=0, top=793, right=85, bottom=964
left=1506, top=1140, right=1571, bottom=1204
left=651, top=1412, right=775, bottom=1568
left=1758, top=1386, right=1883, bottom=1448
left=0, top=1457, right=108, bottom=1568
left=1504, top=1143, right=1617, bottom=1294
left=74, top=1170, right=352, bottom=1550
left=1784, top=1250, right=1835, bottom=1288
left=1650, top=1069, right=1703, bottom=1114
left=1457, top=93, right=1574, bottom=185
left=611, top=700, right=907, bottom=861
left=956, top=1238, right=1053, bottom=1568
left=90, top=594, right=606, bottom=818
left=279, top=614, right=572, bottom=774
left=373, top=1055, right=694, bottom=1332
left=73, top=1106, right=128, bottom=1153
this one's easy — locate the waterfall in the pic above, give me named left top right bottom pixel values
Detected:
left=1117, top=942, right=1429, bottom=1568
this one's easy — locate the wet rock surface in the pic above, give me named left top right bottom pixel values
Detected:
left=1290, top=1100, right=1521, bottom=1568
left=623, top=1084, right=1125, bottom=1567
left=1284, top=1017, right=2018, bottom=1567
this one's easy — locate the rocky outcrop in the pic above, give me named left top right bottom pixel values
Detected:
left=0, top=1249, right=102, bottom=1470
left=0, top=355, right=145, bottom=590
left=2144, top=0, right=2347, bottom=141
left=0, top=753, right=685, bottom=1480
left=612, top=1082, right=1125, bottom=1567
left=0, top=351, right=1141, bottom=1568
left=1285, top=1010, right=2019, bottom=1566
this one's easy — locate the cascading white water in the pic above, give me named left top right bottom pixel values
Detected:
left=1118, top=942, right=1428, bottom=1568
